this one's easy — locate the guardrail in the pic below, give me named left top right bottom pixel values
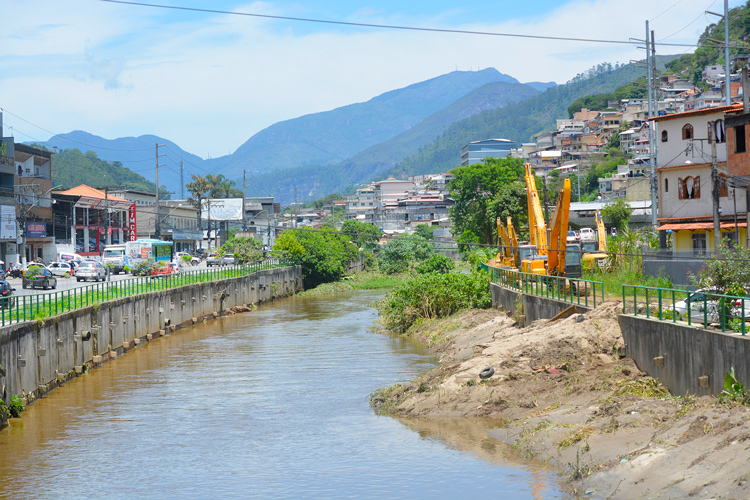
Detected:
left=622, top=285, right=749, bottom=335
left=484, top=264, right=604, bottom=308
left=0, top=258, right=292, bottom=327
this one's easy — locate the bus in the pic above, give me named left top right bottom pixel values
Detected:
left=124, top=239, right=173, bottom=269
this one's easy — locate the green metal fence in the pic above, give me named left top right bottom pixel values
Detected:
left=486, top=265, right=604, bottom=308
left=0, top=259, right=292, bottom=327
left=622, top=284, right=750, bottom=334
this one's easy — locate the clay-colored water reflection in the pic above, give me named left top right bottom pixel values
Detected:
left=0, top=291, right=567, bottom=499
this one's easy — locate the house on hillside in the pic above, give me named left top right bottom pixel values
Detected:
left=651, top=105, right=747, bottom=254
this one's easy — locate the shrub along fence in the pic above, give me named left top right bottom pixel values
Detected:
left=484, top=264, right=604, bottom=308
left=0, top=259, right=291, bottom=326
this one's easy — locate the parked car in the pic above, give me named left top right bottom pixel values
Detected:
left=76, top=260, right=107, bottom=282
left=566, top=230, right=578, bottom=243
left=169, top=261, right=181, bottom=273
left=0, top=280, right=16, bottom=308
left=222, top=254, right=236, bottom=265
left=579, top=227, right=596, bottom=242
left=22, top=267, right=57, bottom=290
left=49, top=261, right=74, bottom=277
left=669, top=288, right=750, bottom=324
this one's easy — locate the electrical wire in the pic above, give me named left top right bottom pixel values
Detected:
left=99, top=0, right=747, bottom=51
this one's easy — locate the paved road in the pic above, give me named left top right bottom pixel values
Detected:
left=6, top=261, right=209, bottom=297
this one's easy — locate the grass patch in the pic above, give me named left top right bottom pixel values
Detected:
left=370, top=384, right=403, bottom=415
left=583, top=268, right=673, bottom=299
left=613, top=377, right=671, bottom=398
left=558, top=425, right=595, bottom=449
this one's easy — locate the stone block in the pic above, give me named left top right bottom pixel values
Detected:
left=109, top=351, right=117, bottom=359
left=699, top=375, right=710, bottom=388
left=653, top=356, right=665, bottom=368
left=92, top=355, right=102, bottom=364
left=146, top=333, right=154, bottom=341
left=75, top=365, right=84, bottom=374
left=134, top=338, right=141, bottom=345
left=159, top=329, right=165, bottom=336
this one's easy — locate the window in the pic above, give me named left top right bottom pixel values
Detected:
left=718, top=173, right=729, bottom=197
left=678, top=176, right=701, bottom=199
left=665, top=178, right=669, bottom=193
left=682, top=124, right=694, bottom=140
left=735, top=125, right=746, bottom=153
left=661, top=130, right=668, bottom=142
left=692, top=233, right=707, bottom=255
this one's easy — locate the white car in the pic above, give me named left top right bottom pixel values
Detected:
left=566, top=230, right=579, bottom=243
left=579, top=228, right=596, bottom=242
left=48, top=261, right=74, bottom=277
left=76, top=260, right=107, bottom=282
left=669, top=289, right=750, bottom=324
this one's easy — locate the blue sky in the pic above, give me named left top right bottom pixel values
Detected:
left=0, top=0, right=744, bottom=165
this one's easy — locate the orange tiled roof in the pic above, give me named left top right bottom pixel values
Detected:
left=60, top=184, right=129, bottom=203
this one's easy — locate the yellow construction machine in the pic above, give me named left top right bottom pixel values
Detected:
left=581, top=210, right=608, bottom=271
left=496, top=216, right=521, bottom=269
left=519, top=164, right=548, bottom=275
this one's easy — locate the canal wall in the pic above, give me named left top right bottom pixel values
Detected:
left=0, top=265, right=302, bottom=413
left=491, top=282, right=748, bottom=397
left=490, top=283, right=592, bottom=324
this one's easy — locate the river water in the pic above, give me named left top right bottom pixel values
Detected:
left=0, top=290, right=567, bottom=499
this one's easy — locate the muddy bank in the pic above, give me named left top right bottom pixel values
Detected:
left=372, top=303, right=750, bottom=499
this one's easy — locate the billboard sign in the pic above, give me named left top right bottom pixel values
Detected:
left=201, top=198, right=243, bottom=221
left=26, top=222, right=47, bottom=238
left=129, top=203, right=137, bottom=241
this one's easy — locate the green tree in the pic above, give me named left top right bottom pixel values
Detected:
left=696, top=241, right=750, bottom=295
left=378, top=234, right=434, bottom=274
left=220, top=235, right=263, bottom=263
left=414, top=224, right=434, bottom=240
left=340, top=220, right=381, bottom=250
left=448, top=157, right=526, bottom=245
left=272, top=227, right=359, bottom=288
left=205, top=174, right=242, bottom=198
left=601, top=198, right=632, bottom=231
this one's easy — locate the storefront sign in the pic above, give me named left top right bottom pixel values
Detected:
left=0, top=205, right=16, bottom=240
left=26, top=222, right=47, bottom=238
left=129, top=203, right=137, bottom=241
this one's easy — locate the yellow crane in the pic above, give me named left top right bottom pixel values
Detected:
left=546, top=178, right=572, bottom=276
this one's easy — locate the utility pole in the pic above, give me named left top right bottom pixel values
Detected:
left=243, top=170, right=247, bottom=231
left=725, top=0, right=731, bottom=106
left=709, top=121, right=722, bottom=253
left=180, top=160, right=184, bottom=200
left=155, top=143, right=165, bottom=238
left=646, top=22, right=658, bottom=227
left=294, top=187, right=298, bottom=229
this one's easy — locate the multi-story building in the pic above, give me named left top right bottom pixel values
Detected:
left=651, top=105, right=745, bottom=254
left=460, top=139, right=519, bottom=167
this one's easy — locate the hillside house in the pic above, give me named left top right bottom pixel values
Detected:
left=652, top=105, right=747, bottom=254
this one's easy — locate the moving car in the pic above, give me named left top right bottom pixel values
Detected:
left=22, top=267, right=57, bottom=290
left=49, top=261, right=74, bottom=277
left=222, top=254, right=236, bottom=265
left=76, top=260, right=107, bottom=282
left=0, top=280, right=15, bottom=308
left=150, top=262, right=174, bottom=277
left=206, top=253, right=221, bottom=267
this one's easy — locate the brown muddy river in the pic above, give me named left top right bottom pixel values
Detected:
left=0, top=290, right=567, bottom=499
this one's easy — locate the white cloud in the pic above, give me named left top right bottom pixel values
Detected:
left=0, top=0, right=743, bottom=158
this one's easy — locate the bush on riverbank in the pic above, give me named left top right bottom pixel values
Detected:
left=379, top=271, right=491, bottom=334
left=272, top=227, right=359, bottom=289
left=378, top=235, right=433, bottom=274
left=298, top=271, right=411, bottom=296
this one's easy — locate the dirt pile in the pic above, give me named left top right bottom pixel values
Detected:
left=373, top=303, right=750, bottom=499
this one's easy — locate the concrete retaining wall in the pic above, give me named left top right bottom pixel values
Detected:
left=0, top=265, right=302, bottom=412
left=491, top=283, right=592, bottom=324
left=619, top=314, right=750, bottom=396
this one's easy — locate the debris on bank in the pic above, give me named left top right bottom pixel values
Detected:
left=372, top=302, right=750, bottom=499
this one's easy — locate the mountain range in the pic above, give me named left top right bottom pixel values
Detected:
left=35, top=65, right=638, bottom=204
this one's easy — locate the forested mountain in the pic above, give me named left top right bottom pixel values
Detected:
left=46, top=147, right=159, bottom=193
left=386, top=63, right=645, bottom=179
left=37, top=131, right=201, bottom=196
left=207, top=68, right=524, bottom=179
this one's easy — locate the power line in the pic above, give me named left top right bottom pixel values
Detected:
left=100, top=0, right=743, bottom=50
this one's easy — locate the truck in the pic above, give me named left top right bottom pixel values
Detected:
left=102, top=244, right=128, bottom=274
left=124, top=239, right=173, bottom=270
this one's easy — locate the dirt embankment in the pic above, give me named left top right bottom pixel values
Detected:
left=372, top=303, right=750, bottom=499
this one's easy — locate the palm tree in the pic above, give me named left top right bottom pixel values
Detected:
left=186, top=175, right=211, bottom=247
left=205, top=174, right=242, bottom=198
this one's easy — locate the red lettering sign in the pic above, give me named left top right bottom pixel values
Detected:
left=129, top=203, right=137, bottom=241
